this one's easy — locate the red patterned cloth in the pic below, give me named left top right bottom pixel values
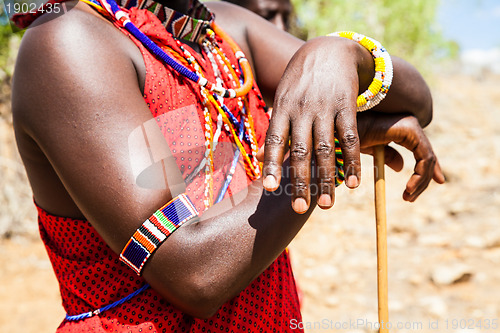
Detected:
left=37, top=6, right=303, bottom=333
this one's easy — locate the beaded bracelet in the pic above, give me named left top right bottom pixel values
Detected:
left=328, top=31, right=393, bottom=112
left=120, top=193, right=198, bottom=275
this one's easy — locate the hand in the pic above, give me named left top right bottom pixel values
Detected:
left=262, top=36, right=370, bottom=213
left=357, top=112, right=445, bottom=202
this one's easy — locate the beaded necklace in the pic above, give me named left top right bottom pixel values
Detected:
left=167, top=33, right=260, bottom=205
left=85, top=0, right=344, bottom=203
left=97, top=0, right=254, bottom=98
left=86, top=0, right=261, bottom=208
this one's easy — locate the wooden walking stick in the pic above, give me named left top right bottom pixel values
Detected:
left=374, top=145, right=389, bottom=333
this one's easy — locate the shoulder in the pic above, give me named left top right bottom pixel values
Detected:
left=205, top=2, right=251, bottom=51
left=204, top=1, right=283, bottom=71
left=14, top=1, right=139, bottom=78
left=12, top=1, right=143, bottom=132
left=17, top=2, right=125, bottom=60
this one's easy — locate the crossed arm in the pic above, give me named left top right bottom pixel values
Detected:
left=211, top=2, right=440, bottom=214
left=12, top=1, right=443, bottom=318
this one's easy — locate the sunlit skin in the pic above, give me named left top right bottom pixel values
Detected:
left=223, top=0, right=292, bottom=31
left=12, top=0, right=444, bottom=319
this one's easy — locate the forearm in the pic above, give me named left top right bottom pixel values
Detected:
left=213, top=2, right=433, bottom=126
left=253, top=34, right=432, bottom=127
left=361, top=53, right=433, bottom=127
left=143, top=161, right=315, bottom=318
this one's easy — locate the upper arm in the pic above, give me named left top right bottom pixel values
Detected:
left=207, top=2, right=432, bottom=125
left=372, top=56, right=433, bottom=127
left=12, top=7, right=174, bottom=254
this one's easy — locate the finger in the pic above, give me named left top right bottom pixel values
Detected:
left=335, top=97, right=361, bottom=189
left=361, top=145, right=403, bottom=172
left=313, top=117, right=336, bottom=209
left=407, top=157, right=444, bottom=201
left=433, top=160, right=445, bottom=184
left=383, top=146, right=404, bottom=172
left=403, top=156, right=436, bottom=202
left=392, top=126, right=436, bottom=201
left=263, top=114, right=290, bottom=191
left=289, top=121, right=313, bottom=214
left=257, top=141, right=290, bottom=163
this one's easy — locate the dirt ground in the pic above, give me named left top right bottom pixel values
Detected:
left=1, top=73, right=499, bottom=332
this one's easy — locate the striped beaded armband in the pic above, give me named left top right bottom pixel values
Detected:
left=328, top=31, right=393, bottom=112
left=120, top=193, right=198, bottom=275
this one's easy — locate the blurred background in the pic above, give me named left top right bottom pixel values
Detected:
left=1, top=0, right=499, bottom=331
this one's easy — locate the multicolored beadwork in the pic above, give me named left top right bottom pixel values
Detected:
left=95, top=0, right=262, bottom=206
left=328, top=31, right=393, bottom=112
left=170, top=38, right=260, bottom=205
left=334, top=137, right=344, bottom=186
left=98, top=0, right=253, bottom=99
left=120, top=193, right=198, bottom=275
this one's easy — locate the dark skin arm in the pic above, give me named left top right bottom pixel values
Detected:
left=209, top=3, right=435, bottom=213
left=12, top=1, right=443, bottom=319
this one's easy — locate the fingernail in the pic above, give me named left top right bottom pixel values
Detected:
left=263, top=175, right=278, bottom=190
left=318, top=194, right=332, bottom=207
left=346, top=175, right=359, bottom=188
left=293, top=198, right=309, bottom=214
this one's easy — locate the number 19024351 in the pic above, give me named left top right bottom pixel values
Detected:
left=444, top=318, right=498, bottom=330
left=4, top=1, right=63, bottom=15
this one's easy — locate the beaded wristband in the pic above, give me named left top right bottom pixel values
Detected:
left=328, top=31, right=393, bottom=112
left=120, top=193, right=198, bottom=275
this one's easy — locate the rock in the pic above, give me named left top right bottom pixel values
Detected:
left=420, top=296, right=448, bottom=318
left=419, top=234, right=451, bottom=247
left=316, top=265, right=339, bottom=280
left=388, top=299, right=404, bottom=312
left=448, top=200, right=473, bottom=216
left=486, top=233, right=500, bottom=248
left=324, top=295, right=339, bottom=307
left=389, top=234, right=413, bottom=248
left=300, top=281, right=321, bottom=297
left=409, top=274, right=425, bottom=286
left=484, top=248, right=500, bottom=263
left=464, top=235, right=488, bottom=248
left=431, top=263, right=472, bottom=285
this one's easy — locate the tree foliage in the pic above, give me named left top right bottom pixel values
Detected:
left=291, top=0, right=457, bottom=70
left=0, top=2, right=24, bottom=77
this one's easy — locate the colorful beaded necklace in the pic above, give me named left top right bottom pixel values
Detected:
left=84, top=0, right=262, bottom=208
left=84, top=0, right=344, bottom=201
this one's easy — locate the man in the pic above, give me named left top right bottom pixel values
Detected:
left=11, top=0, right=444, bottom=331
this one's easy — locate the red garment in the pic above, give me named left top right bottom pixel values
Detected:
left=37, top=6, right=303, bottom=333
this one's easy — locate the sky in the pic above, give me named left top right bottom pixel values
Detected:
left=437, top=0, right=500, bottom=51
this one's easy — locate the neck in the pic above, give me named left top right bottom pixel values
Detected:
left=155, top=0, right=190, bottom=14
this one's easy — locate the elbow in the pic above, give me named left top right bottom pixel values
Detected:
left=421, top=114, right=432, bottom=128
left=418, top=103, right=433, bottom=128
left=183, top=302, right=221, bottom=320
left=409, top=80, right=433, bottom=128
left=170, top=275, right=234, bottom=319
left=184, top=292, right=224, bottom=319
left=417, top=93, right=433, bottom=128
